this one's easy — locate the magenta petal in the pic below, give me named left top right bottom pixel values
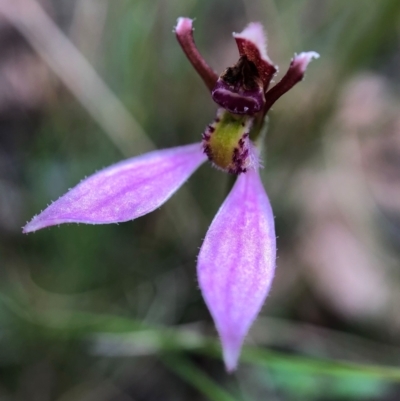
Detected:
left=24, top=143, right=206, bottom=233
left=197, top=169, right=276, bottom=372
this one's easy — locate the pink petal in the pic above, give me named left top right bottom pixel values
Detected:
left=24, top=143, right=206, bottom=233
left=233, top=22, right=277, bottom=89
left=197, top=168, right=276, bottom=372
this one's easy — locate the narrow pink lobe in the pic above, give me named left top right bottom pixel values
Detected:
left=23, top=143, right=206, bottom=233
left=263, top=51, right=319, bottom=113
left=197, top=169, right=276, bottom=372
left=175, top=17, right=218, bottom=91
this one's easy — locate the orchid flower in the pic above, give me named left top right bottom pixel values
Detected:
left=23, top=18, right=319, bottom=372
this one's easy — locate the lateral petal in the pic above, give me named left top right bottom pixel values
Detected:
left=24, top=143, right=206, bottom=233
left=197, top=168, right=276, bottom=371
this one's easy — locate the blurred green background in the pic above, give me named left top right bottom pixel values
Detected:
left=1, top=0, right=400, bottom=400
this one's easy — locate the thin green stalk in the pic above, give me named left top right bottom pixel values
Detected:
left=162, top=355, right=241, bottom=401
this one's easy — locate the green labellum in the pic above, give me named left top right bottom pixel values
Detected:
left=202, top=109, right=254, bottom=174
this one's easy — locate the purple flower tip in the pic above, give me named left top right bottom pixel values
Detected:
left=197, top=168, right=276, bottom=371
left=23, top=143, right=206, bottom=233
left=221, top=335, right=242, bottom=373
